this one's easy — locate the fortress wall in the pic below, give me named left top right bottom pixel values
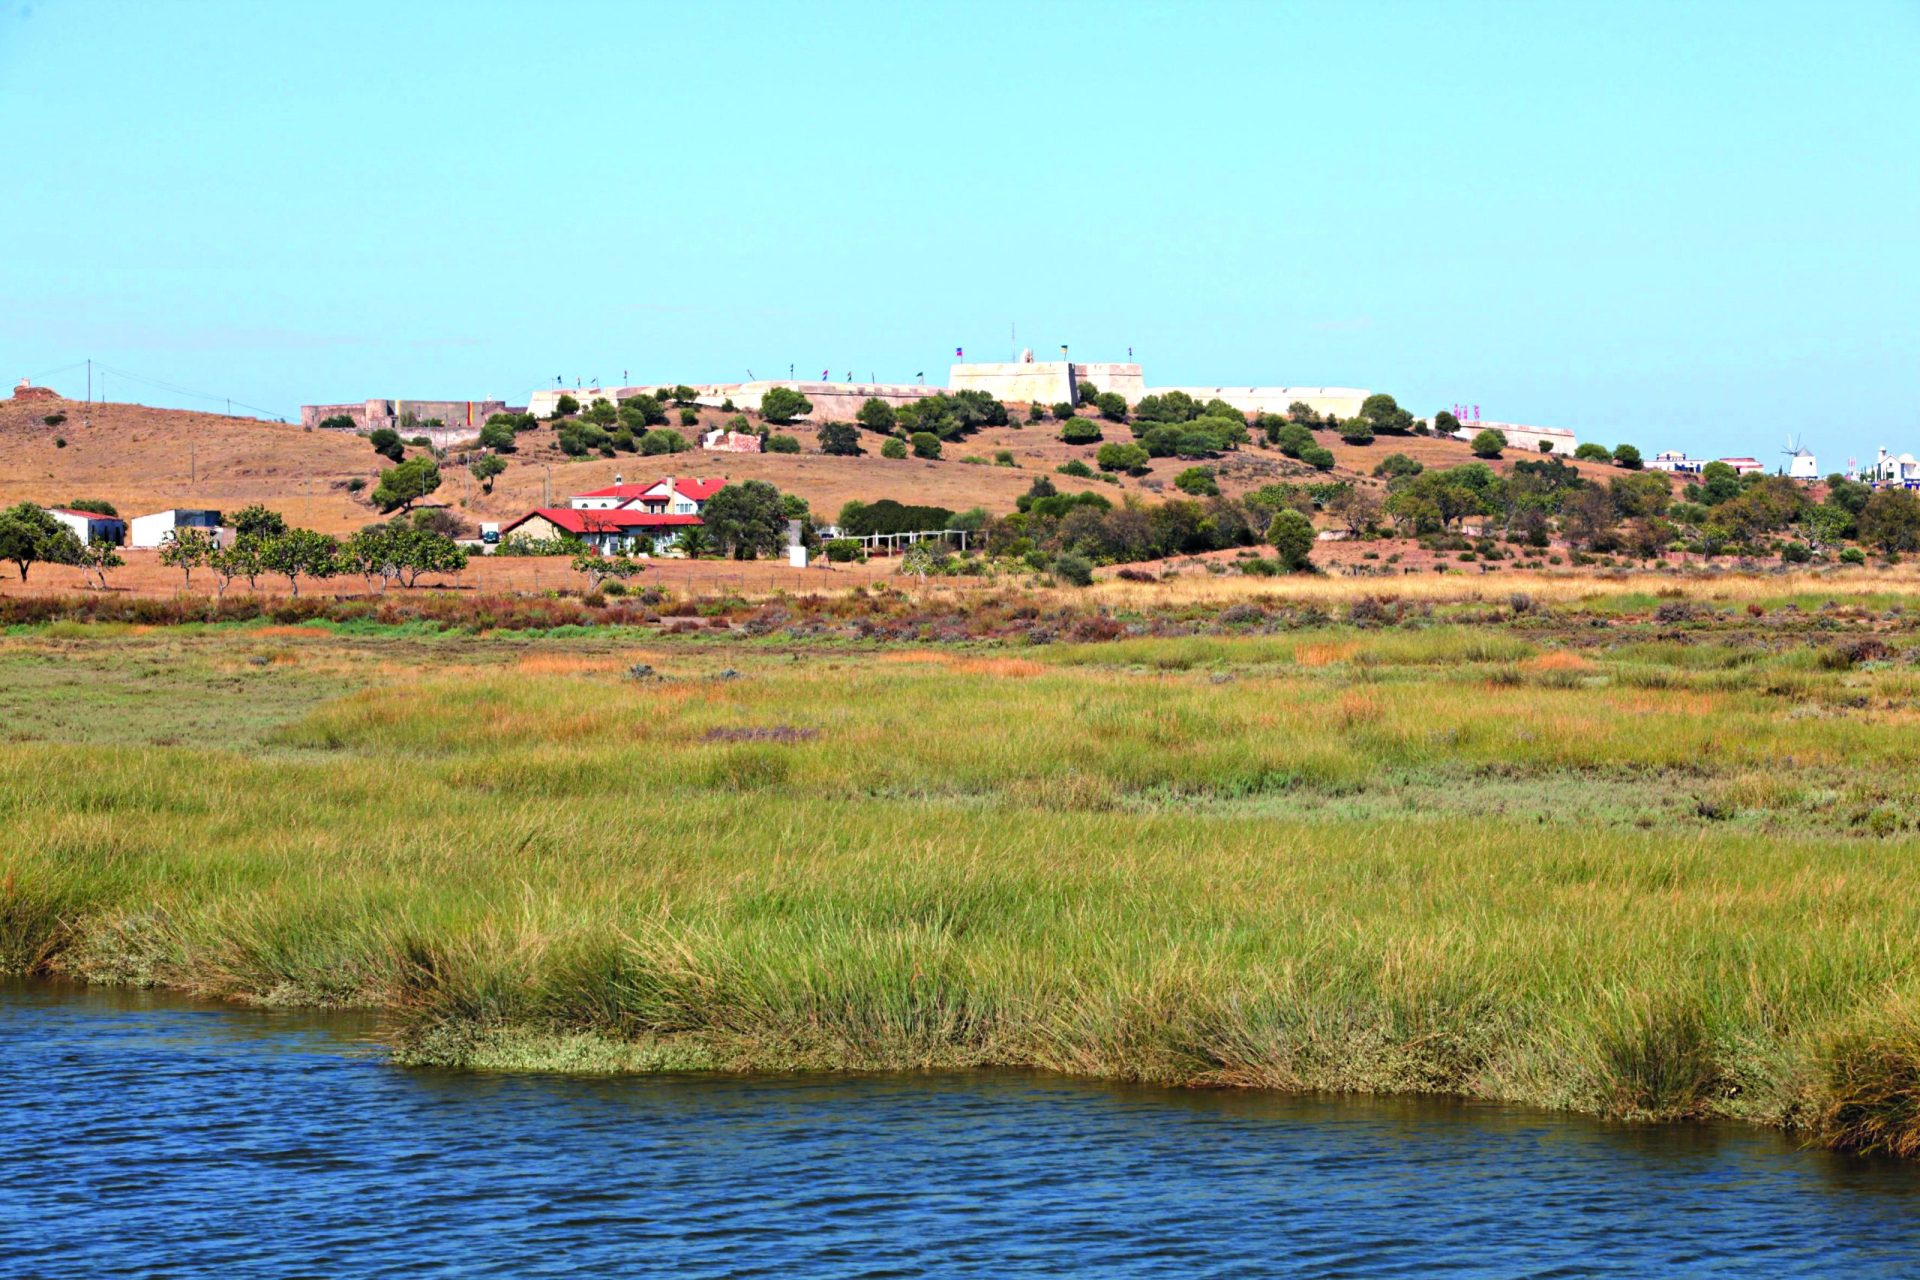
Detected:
left=303, top=399, right=506, bottom=431
left=947, top=362, right=1076, bottom=406
left=1071, top=363, right=1147, bottom=401
left=1148, top=386, right=1372, bottom=420
left=694, top=382, right=950, bottom=420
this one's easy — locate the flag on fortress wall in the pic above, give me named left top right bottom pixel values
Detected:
left=955, top=347, right=963, bottom=358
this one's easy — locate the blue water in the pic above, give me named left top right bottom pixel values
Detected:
left=4, top=981, right=1920, bottom=1277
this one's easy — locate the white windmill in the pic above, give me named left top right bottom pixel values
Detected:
left=1782, top=433, right=1818, bottom=481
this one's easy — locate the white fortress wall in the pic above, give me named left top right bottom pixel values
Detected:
left=1448, top=421, right=1577, bottom=455
left=1070, top=363, right=1147, bottom=401
left=695, top=382, right=951, bottom=419
left=947, top=361, right=1077, bottom=406
left=1149, top=386, right=1372, bottom=419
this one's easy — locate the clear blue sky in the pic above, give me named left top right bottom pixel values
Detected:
left=3, top=0, right=1915, bottom=467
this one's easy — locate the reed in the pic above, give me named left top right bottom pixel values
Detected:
left=5, top=615, right=1920, bottom=1155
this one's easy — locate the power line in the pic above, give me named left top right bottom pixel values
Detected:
left=90, top=361, right=289, bottom=421
left=24, top=359, right=88, bottom=385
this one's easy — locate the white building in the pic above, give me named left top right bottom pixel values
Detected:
left=1650, top=451, right=1706, bottom=474
left=129, top=508, right=225, bottom=549
left=48, top=508, right=126, bottom=546
left=568, top=475, right=727, bottom=515
left=1871, top=448, right=1920, bottom=488
left=1719, top=457, right=1765, bottom=476
left=1784, top=446, right=1819, bottom=480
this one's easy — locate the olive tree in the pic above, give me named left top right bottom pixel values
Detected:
left=159, top=528, right=215, bottom=587
left=258, top=529, right=340, bottom=596
left=0, top=502, right=82, bottom=581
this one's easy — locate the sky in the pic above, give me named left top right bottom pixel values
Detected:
left=2, top=0, right=1916, bottom=468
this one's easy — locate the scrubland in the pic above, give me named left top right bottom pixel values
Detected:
left=5, top=577, right=1920, bottom=1156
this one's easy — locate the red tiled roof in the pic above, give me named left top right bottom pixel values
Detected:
left=670, top=477, right=727, bottom=501
left=50, top=508, right=122, bottom=521
left=502, top=508, right=703, bottom=536
left=573, top=477, right=727, bottom=502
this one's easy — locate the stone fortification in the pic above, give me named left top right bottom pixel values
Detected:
left=1071, top=363, right=1147, bottom=401
left=1448, top=420, right=1577, bottom=455
left=527, top=382, right=949, bottom=422
left=302, top=398, right=507, bottom=437
left=1149, top=386, right=1372, bottom=420
left=948, top=361, right=1078, bottom=407
left=516, top=361, right=1367, bottom=422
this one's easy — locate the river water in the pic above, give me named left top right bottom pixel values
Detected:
left=4, top=981, right=1919, bottom=1277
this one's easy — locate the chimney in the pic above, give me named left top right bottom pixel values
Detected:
left=614, top=473, right=622, bottom=490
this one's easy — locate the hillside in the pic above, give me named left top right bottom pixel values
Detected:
left=0, top=392, right=1666, bottom=538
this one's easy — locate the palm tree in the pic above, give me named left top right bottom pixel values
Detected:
left=676, top=527, right=711, bottom=559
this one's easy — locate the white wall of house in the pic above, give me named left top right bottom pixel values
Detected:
left=130, top=510, right=223, bottom=548
left=49, top=511, right=105, bottom=545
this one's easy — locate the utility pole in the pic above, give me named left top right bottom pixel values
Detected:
left=83, top=358, right=91, bottom=429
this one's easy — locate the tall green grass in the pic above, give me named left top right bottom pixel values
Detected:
left=5, top=626, right=1920, bottom=1154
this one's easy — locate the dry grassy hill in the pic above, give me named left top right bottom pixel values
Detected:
left=0, top=391, right=1664, bottom=538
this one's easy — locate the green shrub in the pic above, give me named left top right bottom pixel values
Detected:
left=1095, top=392, right=1129, bottom=422
left=619, top=394, right=667, bottom=428
left=368, top=427, right=404, bottom=461
left=1053, top=552, right=1095, bottom=586
left=1268, top=508, right=1316, bottom=569
left=1174, top=466, right=1219, bottom=496
left=881, top=437, right=907, bottom=459
left=1057, top=459, right=1094, bottom=478
left=679, top=407, right=700, bottom=427
left=910, top=432, right=941, bottom=459
left=825, top=538, right=862, bottom=563
left=766, top=434, right=801, bottom=454
left=818, top=422, right=862, bottom=456
left=1060, top=419, right=1102, bottom=445
left=761, top=387, right=813, bottom=424
left=1051, top=402, right=1077, bottom=421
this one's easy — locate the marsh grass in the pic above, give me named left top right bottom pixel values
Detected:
left=6, top=619, right=1920, bottom=1154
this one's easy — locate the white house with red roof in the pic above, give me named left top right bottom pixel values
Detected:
left=499, top=506, right=703, bottom=554
left=48, top=508, right=128, bottom=546
left=502, top=474, right=728, bottom=552
left=569, top=475, right=726, bottom=516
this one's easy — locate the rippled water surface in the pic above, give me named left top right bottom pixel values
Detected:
left=5, top=981, right=1920, bottom=1277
